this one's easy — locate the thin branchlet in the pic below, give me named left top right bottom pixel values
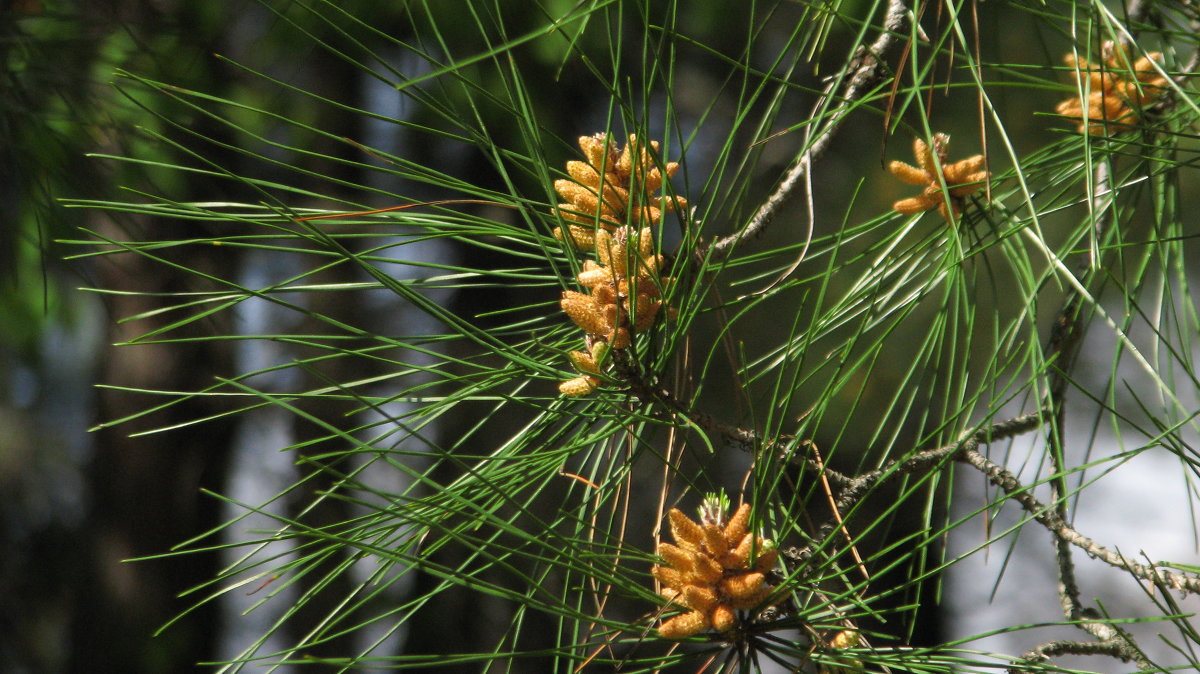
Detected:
left=1009, top=637, right=1152, bottom=673
left=610, top=349, right=854, bottom=486
left=959, top=447, right=1200, bottom=595
left=707, top=0, right=910, bottom=260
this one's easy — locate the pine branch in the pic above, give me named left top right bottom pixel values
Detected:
left=612, top=348, right=855, bottom=487
left=958, top=446, right=1200, bottom=595
left=790, top=411, right=1049, bottom=559
left=1009, top=637, right=1151, bottom=673
left=706, top=0, right=911, bottom=260
left=1038, top=154, right=1106, bottom=660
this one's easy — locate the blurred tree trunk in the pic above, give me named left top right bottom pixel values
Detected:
left=65, top=2, right=241, bottom=669
left=69, top=220, right=237, bottom=670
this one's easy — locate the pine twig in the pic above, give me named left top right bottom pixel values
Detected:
left=1009, top=637, right=1150, bottom=673
left=965, top=438, right=1158, bottom=673
left=706, top=0, right=911, bottom=260
left=831, top=411, right=1048, bottom=516
left=958, top=446, right=1200, bottom=596
left=787, top=411, right=1049, bottom=563
left=1037, top=158, right=1101, bottom=654
left=610, top=348, right=854, bottom=486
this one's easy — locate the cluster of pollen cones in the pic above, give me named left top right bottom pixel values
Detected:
left=652, top=503, right=777, bottom=639
left=554, top=133, right=683, bottom=396
left=1056, top=42, right=1169, bottom=134
left=888, top=133, right=988, bottom=222
left=887, top=44, right=1173, bottom=222
left=553, top=133, right=686, bottom=249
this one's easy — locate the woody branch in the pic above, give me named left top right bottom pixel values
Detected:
left=707, top=0, right=910, bottom=260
